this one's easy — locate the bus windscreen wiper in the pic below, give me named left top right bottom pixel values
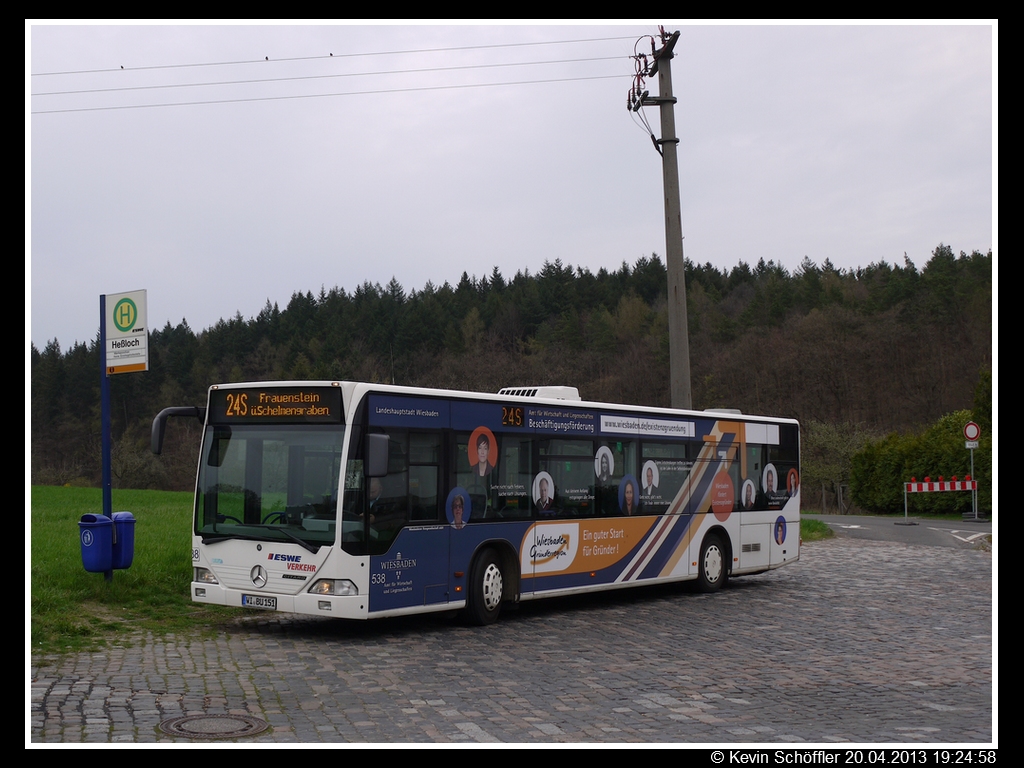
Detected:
left=204, top=525, right=321, bottom=554
left=236, top=525, right=321, bottom=554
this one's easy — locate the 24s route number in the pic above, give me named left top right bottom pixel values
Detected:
left=225, top=392, right=248, bottom=417
left=502, top=406, right=524, bottom=427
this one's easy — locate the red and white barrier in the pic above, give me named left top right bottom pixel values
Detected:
left=905, top=481, right=974, bottom=493
left=904, top=476, right=976, bottom=493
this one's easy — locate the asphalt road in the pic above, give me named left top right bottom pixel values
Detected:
left=30, top=534, right=993, bottom=745
left=805, top=514, right=992, bottom=550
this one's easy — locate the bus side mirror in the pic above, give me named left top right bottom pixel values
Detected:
left=151, top=406, right=206, bottom=454
left=365, top=433, right=389, bottom=478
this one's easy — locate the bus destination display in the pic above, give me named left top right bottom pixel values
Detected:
left=209, top=386, right=342, bottom=424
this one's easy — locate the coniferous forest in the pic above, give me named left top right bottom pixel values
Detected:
left=30, top=244, right=992, bottom=514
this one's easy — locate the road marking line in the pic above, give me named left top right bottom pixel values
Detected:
left=928, top=528, right=990, bottom=543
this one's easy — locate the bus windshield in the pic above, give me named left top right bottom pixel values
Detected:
left=195, top=424, right=344, bottom=547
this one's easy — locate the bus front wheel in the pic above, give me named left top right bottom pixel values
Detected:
left=467, top=550, right=504, bottom=625
left=697, top=534, right=728, bottom=592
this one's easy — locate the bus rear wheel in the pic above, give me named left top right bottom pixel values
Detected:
left=467, top=550, right=504, bottom=625
left=697, top=534, right=728, bottom=592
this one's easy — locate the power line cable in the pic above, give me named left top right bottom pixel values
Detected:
left=33, top=54, right=627, bottom=97
left=32, top=72, right=628, bottom=114
left=32, top=35, right=639, bottom=77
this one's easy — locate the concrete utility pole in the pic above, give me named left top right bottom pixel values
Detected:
left=633, top=29, right=691, bottom=410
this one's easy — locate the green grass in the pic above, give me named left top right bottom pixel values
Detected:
left=800, top=516, right=835, bottom=541
left=31, top=486, right=236, bottom=656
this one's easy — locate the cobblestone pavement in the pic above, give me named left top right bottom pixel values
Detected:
left=29, top=539, right=993, bottom=744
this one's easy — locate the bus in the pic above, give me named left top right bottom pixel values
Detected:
left=152, top=381, right=800, bottom=625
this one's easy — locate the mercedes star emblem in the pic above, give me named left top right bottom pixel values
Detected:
left=250, top=565, right=268, bottom=588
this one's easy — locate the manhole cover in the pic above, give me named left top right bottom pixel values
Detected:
left=159, top=714, right=270, bottom=739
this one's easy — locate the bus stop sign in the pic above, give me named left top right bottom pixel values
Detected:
left=104, top=289, right=149, bottom=374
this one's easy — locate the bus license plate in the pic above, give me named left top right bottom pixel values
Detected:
left=242, top=594, right=277, bottom=610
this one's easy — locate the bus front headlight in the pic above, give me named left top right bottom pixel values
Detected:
left=308, top=579, right=357, bottom=596
left=194, top=567, right=218, bottom=584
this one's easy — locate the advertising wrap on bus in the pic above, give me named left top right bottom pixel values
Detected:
left=152, top=381, right=798, bottom=625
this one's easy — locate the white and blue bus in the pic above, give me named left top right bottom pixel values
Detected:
left=152, top=381, right=800, bottom=624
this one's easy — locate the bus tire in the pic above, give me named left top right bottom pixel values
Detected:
left=697, top=533, right=727, bottom=592
left=467, top=549, right=504, bottom=625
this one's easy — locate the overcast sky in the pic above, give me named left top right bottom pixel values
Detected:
left=28, top=22, right=995, bottom=350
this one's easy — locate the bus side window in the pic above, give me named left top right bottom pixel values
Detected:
left=603, top=440, right=636, bottom=516
left=409, top=432, right=441, bottom=522
left=538, top=439, right=595, bottom=519
left=492, top=435, right=530, bottom=519
left=641, top=441, right=691, bottom=515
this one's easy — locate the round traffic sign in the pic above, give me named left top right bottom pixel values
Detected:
left=964, top=421, right=981, bottom=441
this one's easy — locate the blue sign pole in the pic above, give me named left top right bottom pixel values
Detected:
left=100, top=294, right=112, bottom=520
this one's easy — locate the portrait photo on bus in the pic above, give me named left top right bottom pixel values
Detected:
left=618, top=475, right=640, bottom=516
left=446, top=487, right=470, bottom=529
left=741, top=478, right=756, bottom=510
left=594, top=446, right=615, bottom=483
left=787, top=468, right=800, bottom=495
left=469, top=426, right=497, bottom=477
left=533, top=471, right=556, bottom=514
left=641, top=460, right=659, bottom=497
left=774, top=516, right=787, bottom=544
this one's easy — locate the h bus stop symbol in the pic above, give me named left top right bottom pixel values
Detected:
left=113, top=297, right=138, bottom=332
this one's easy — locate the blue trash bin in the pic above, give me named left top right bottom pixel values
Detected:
left=111, top=511, right=136, bottom=570
left=79, top=514, right=113, bottom=573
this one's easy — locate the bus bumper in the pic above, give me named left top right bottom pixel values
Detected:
left=191, top=582, right=368, bottom=619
